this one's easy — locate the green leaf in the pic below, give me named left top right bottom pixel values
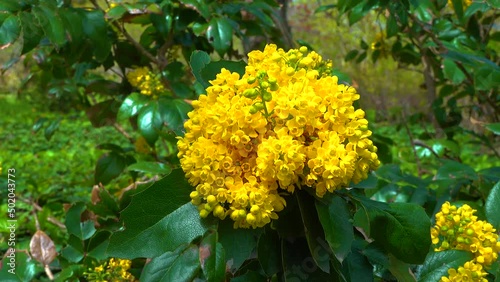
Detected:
left=359, top=197, right=431, bottom=264
left=435, top=160, right=477, bottom=181
left=44, top=118, right=61, bottom=141
left=0, top=249, right=41, bottom=281
left=85, top=99, right=120, bottom=128
left=387, top=254, right=416, bottom=282
left=418, top=250, right=473, bottom=282
left=127, top=161, right=172, bottom=175
left=180, top=0, right=210, bottom=19
left=218, top=219, right=262, bottom=273
left=485, top=181, right=500, bottom=229
left=82, top=10, right=111, bottom=62
left=345, top=49, right=359, bottom=61
left=443, top=58, right=465, bottom=84
left=199, top=233, right=226, bottom=282
left=316, top=195, right=354, bottom=263
left=0, top=15, right=20, bottom=46
left=60, top=8, right=84, bottom=46
left=138, top=102, right=162, bottom=146
left=200, top=60, right=246, bottom=88
left=296, top=192, right=330, bottom=273
left=343, top=241, right=374, bottom=282
left=257, top=229, right=281, bottom=277
left=107, top=5, right=128, bottom=20
left=118, top=92, right=150, bottom=120
left=61, top=234, right=85, bottom=263
left=94, top=152, right=132, bottom=185
left=33, top=5, right=66, bottom=46
left=141, top=244, right=201, bottom=281
left=451, top=0, right=464, bottom=21
left=207, top=17, right=233, bottom=56
left=190, top=50, right=212, bottom=89
left=158, top=97, right=192, bottom=135
left=485, top=123, right=500, bottom=135
left=474, top=65, right=500, bottom=90
left=0, top=0, right=22, bottom=12
left=19, top=12, right=43, bottom=54
left=65, top=202, right=97, bottom=240
left=86, top=230, right=111, bottom=260
left=107, top=169, right=214, bottom=258
left=386, top=14, right=398, bottom=38
left=231, top=270, right=267, bottom=282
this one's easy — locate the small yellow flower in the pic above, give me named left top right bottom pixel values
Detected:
left=126, top=67, right=165, bottom=97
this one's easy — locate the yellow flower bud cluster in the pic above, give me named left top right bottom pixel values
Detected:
left=447, top=0, right=472, bottom=10
left=177, top=44, right=379, bottom=228
left=431, top=202, right=500, bottom=282
left=84, top=258, right=136, bottom=281
left=126, top=67, right=165, bottom=97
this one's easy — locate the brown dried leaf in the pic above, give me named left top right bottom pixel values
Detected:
left=30, top=230, right=57, bottom=265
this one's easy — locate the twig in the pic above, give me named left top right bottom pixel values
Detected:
left=112, top=122, right=134, bottom=143
left=21, top=198, right=66, bottom=230
left=119, top=176, right=159, bottom=199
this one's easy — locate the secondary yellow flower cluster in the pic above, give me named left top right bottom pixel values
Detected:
left=431, top=202, right=500, bottom=281
left=84, top=258, right=136, bottom=282
left=126, top=67, right=165, bottom=97
left=447, top=0, right=473, bottom=10
left=177, top=44, right=380, bottom=228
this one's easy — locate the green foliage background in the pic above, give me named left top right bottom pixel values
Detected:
left=0, top=0, right=499, bottom=281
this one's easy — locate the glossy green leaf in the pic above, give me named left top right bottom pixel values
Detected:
left=282, top=236, right=332, bottom=281
left=65, top=202, right=96, bottom=240
left=82, top=10, right=111, bottom=62
left=180, top=0, right=210, bottom=19
left=158, top=97, right=192, bottom=135
left=485, top=123, right=500, bottom=135
left=86, top=230, right=111, bottom=260
left=0, top=15, right=20, bottom=46
left=127, top=161, right=172, bottom=175
left=257, top=230, right=281, bottom=277
left=107, top=5, right=128, bottom=20
left=343, top=241, right=374, bottom=282
left=108, top=202, right=212, bottom=259
left=386, top=14, right=398, bottom=38
left=297, top=192, right=330, bottom=273
left=190, top=50, right=212, bottom=89
left=474, top=65, right=500, bottom=90
left=107, top=169, right=214, bottom=258
left=61, top=234, right=85, bottom=263
left=418, top=250, right=473, bottom=282
left=0, top=249, right=40, bottom=281
left=44, top=118, right=61, bottom=141
left=200, top=60, right=246, bottom=88
left=141, top=244, right=201, bottom=281
left=451, top=0, right=464, bottom=21
left=32, top=117, right=47, bottom=133
left=138, top=102, right=162, bottom=146
left=19, top=12, right=43, bottom=54
left=435, top=160, right=477, bottom=181
left=94, top=152, right=131, bottom=185
left=218, top=219, right=262, bottom=273
left=359, top=197, right=431, bottom=264
left=0, top=0, right=22, bottom=12
left=207, top=17, right=233, bottom=56
left=485, top=181, right=500, bottom=229
left=345, top=49, right=359, bottom=61
left=60, top=9, right=84, bottom=45
left=316, top=195, right=354, bottom=263
left=387, top=254, right=416, bottom=282
left=199, top=233, right=226, bottom=282
left=33, top=6, right=66, bottom=46
left=443, top=58, right=465, bottom=84
left=118, top=92, right=150, bottom=120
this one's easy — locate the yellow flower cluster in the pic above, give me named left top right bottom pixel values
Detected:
left=431, top=202, right=500, bottom=281
left=177, top=44, right=380, bottom=228
left=126, top=67, right=165, bottom=97
left=84, top=258, right=136, bottom=282
left=447, top=0, right=473, bottom=10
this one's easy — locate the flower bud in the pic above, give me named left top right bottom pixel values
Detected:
left=200, top=209, right=209, bottom=218
left=262, top=92, right=272, bottom=102
left=299, top=46, right=308, bottom=53
left=247, top=76, right=256, bottom=84
left=253, top=102, right=265, bottom=111
left=243, top=88, right=258, bottom=99
left=260, top=81, right=270, bottom=89
left=250, top=205, right=260, bottom=214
